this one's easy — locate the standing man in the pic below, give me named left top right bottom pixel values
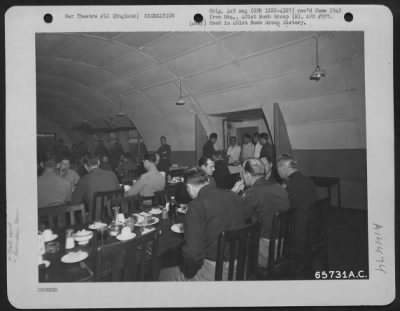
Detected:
left=277, top=153, right=318, bottom=264
left=159, top=168, right=246, bottom=281
left=157, top=136, right=171, bottom=173
left=259, top=133, right=275, bottom=163
left=241, top=134, right=255, bottom=161
left=110, top=139, right=124, bottom=170
left=202, top=133, right=218, bottom=159
left=253, top=133, right=263, bottom=159
left=226, top=136, right=241, bottom=164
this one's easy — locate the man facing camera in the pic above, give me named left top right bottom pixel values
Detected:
left=159, top=168, right=246, bottom=281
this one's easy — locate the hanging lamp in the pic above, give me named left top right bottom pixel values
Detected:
left=310, top=35, right=326, bottom=81
left=176, top=79, right=185, bottom=105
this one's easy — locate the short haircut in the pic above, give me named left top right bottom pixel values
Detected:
left=252, top=133, right=260, bottom=139
left=144, top=152, right=156, bottom=163
left=229, top=136, right=236, bottom=141
left=260, top=153, right=272, bottom=165
left=184, top=167, right=209, bottom=185
left=59, top=155, right=70, bottom=162
left=260, top=133, right=269, bottom=141
left=209, top=133, right=217, bottom=139
left=43, top=159, right=57, bottom=169
left=243, top=158, right=265, bottom=177
left=160, top=136, right=166, bottom=140
left=243, top=133, right=251, bottom=139
left=277, top=153, right=298, bottom=169
left=198, top=156, right=212, bottom=167
left=87, top=156, right=100, bottom=167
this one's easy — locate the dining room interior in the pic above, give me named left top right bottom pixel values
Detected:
left=36, top=31, right=368, bottom=282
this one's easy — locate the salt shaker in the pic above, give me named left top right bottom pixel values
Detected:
left=65, top=229, right=75, bottom=250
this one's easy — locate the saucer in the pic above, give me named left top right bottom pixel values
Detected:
left=171, top=223, right=184, bottom=234
left=88, top=222, right=107, bottom=230
left=43, top=234, right=58, bottom=242
left=116, top=232, right=136, bottom=241
left=61, top=251, right=88, bottom=264
left=149, top=208, right=162, bottom=215
left=134, top=217, right=159, bottom=227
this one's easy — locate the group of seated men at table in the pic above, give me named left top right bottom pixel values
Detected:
left=37, top=133, right=318, bottom=281
left=159, top=151, right=318, bottom=281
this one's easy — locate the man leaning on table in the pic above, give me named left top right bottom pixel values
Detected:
left=125, top=152, right=165, bottom=198
left=232, top=158, right=290, bottom=267
left=159, top=167, right=246, bottom=281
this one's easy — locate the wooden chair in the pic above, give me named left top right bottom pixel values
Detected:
left=304, top=197, right=330, bottom=277
left=262, top=208, right=297, bottom=279
left=94, top=228, right=160, bottom=282
left=109, top=194, right=142, bottom=215
left=39, top=203, right=86, bottom=229
left=141, top=190, right=167, bottom=208
left=215, top=222, right=261, bottom=281
left=92, top=188, right=124, bottom=221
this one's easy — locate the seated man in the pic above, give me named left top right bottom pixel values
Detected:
left=125, top=152, right=165, bottom=198
left=198, top=156, right=216, bottom=187
left=232, top=158, right=290, bottom=267
left=58, top=156, right=80, bottom=190
left=99, top=154, right=113, bottom=171
left=277, top=153, right=318, bottom=259
left=260, top=155, right=275, bottom=183
left=212, top=152, right=234, bottom=190
left=38, top=159, right=72, bottom=208
left=71, top=155, right=120, bottom=212
left=159, top=168, right=246, bottom=281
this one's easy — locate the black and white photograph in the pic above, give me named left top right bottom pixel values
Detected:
left=6, top=5, right=395, bottom=308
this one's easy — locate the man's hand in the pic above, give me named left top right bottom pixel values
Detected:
left=231, top=180, right=245, bottom=194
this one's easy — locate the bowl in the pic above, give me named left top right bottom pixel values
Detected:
left=73, top=230, right=93, bottom=244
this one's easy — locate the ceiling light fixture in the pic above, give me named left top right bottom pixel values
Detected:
left=310, top=35, right=326, bottom=81
left=116, top=95, right=126, bottom=117
left=176, top=79, right=185, bottom=105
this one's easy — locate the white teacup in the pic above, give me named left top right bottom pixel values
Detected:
left=117, top=213, right=125, bottom=224
left=43, top=229, right=53, bottom=241
left=121, top=226, right=131, bottom=237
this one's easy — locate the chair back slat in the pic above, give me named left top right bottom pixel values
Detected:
left=215, top=222, right=261, bottom=281
left=110, top=195, right=142, bottom=215
left=92, top=188, right=124, bottom=221
left=39, top=204, right=86, bottom=230
left=95, top=229, right=160, bottom=282
left=268, top=208, right=296, bottom=273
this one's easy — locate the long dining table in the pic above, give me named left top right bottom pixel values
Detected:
left=39, top=210, right=186, bottom=282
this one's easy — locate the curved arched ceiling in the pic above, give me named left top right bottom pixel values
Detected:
left=36, top=31, right=364, bottom=150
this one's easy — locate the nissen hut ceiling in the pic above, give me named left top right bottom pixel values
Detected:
left=36, top=31, right=365, bottom=151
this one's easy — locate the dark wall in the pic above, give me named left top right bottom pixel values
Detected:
left=170, top=151, right=196, bottom=167
left=293, top=149, right=367, bottom=210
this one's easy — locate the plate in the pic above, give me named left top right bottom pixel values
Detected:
left=88, top=222, right=107, bottom=230
left=39, top=260, right=50, bottom=268
left=116, top=232, right=136, bottom=241
left=149, top=208, right=162, bottom=215
left=171, top=223, right=184, bottom=234
left=44, top=234, right=58, bottom=242
left=177, top=207, right=187, bottom=214
left=61, top=251, right=89, bottom=264
left=134, top=217, right=159, bottom=227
